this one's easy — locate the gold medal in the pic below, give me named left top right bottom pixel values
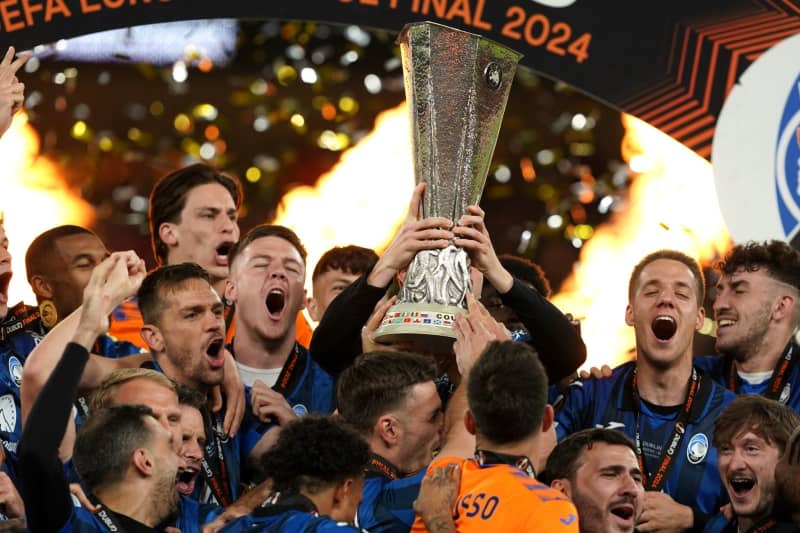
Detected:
left=39, top=300, right=58, bottom=329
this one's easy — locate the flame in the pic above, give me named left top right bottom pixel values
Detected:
left=552, top=114, right=731, bottom=370
left=273, top=103, right=414, bottom=292
left=0, top=113, right=94, bottom=305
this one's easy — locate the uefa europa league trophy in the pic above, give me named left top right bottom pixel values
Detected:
left=373, top=22, right=522, bottom=349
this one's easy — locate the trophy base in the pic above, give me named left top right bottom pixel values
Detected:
left=372, top=302, right=467, bottom=353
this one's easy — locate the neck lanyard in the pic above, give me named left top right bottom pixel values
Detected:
left=84, top=491, right=128, bottom=533
left=474, top=448, right=536, bottom=478
left=631, top=366, right=700, bottom=491
left=201, top=412, right=233, bottom=507
left=366, top=453, right=400, bottom=480
left=728, top=343, right=795, bottom=402
left=0, top=304, right=39, bottom=341
left=272, top=343, right=303, bottom=396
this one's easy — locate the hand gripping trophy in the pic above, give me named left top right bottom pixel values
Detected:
left=373, top=22, right=522, bottom=350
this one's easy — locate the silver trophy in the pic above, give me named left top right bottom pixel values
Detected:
left=373, top=22, right=522, bottom=349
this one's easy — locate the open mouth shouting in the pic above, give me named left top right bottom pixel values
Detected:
left=651, top=315, right=677, bottom=341
left=0, top=271, right=10, bottom=307
left=728, top=475, right=757, bottom=504
left=205, top=337, right=225, bottom=370
left=265, top=288, right=286, bottom=320
left=608, top=499, right=637, bottom=529
left=175, top=467, right=200, bottom=495
left=215, top=241, right=235, bottom=267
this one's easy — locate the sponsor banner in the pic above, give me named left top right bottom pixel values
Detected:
left=1, top=1, right=799, bottom=158
left=712, top=32, right=800, bottom=245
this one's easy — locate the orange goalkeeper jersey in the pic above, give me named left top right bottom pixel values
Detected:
left=411, top=455, right=579, bottom=533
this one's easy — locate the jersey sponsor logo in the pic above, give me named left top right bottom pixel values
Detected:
left=0, top=394, right=16, bottom=433
left=8, top=356, right=22, bottom=388
left=779, top=383, right=791, bottom=405
left=292, top=403, right=309, bottom=416
left=596, top=421, right=626, bottom=430
left=560, top=513, right=577, bottom=525
left=687, top=433, right=709, bottom=465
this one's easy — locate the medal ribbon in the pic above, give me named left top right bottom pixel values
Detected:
left=631, top=367, right=700, bottom=491
left=727, top=343, right=795, bottom=402
left=201, top=412, right=233, bottom=507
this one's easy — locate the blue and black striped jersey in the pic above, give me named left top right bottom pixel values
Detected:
left=555, top=361, right=735, bottom=520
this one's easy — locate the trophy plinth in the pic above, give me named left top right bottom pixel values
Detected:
left=373, top=22, right=522, bottom=349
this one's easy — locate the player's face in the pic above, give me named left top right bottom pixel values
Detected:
left=176, top=404, right=206, bottom=496
left=713, top=268, right=782, bottom=360
left=0, top=225, right=10, bottom=320
left=395, top=381, right=443, bottom=475
left=626, top=259, right=704, bottom=368
left=228, top=236, right=305, bottom=343
left=46, top=233, right=109, bottom=319
left=112, top=378, right=183, bottom=453
left=167, top=183, right=239, bottom=281
left=156, top=279, right=226, bottom=389
left=308, top=268, right=359, bottom=322
left=480, top=283, right=525, bottom=333
left=570, top=443, right=644, bottom=533
left=718, top=430, right=781, bottom=522
left=144, top=416, right=181, bottom=518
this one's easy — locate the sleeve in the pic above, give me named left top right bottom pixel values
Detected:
left=18, top=342, right=90, bottom=533
left=309, top=272, right=389, bottom=376
left=553, top=379, right=594, bottom=440
left=238, top=386, right=277, bottom=458
left=499, top=279, right=587, bottom=383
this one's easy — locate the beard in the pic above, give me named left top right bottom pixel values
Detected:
left=717, top=301, right=773, bottom=361
left=152, top=466, right=181, bottom=522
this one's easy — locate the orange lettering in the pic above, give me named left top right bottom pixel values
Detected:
left=21, top=0, right=42, bottom=26
left=421, top=0, right=447, bottom=17
left=0, top=0, right=24, bottom=31
left=445, top=0, right=471, bottom=25
left=472, top=0, right=491, bottom=30
left=359, top=0, right=378, bottom=5
left=80, top=0, right=101, bottom=13
left=46, top=0, right=71, bottom=20
left=104, top=0, right=124, bottom=7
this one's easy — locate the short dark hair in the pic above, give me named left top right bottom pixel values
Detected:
left=149, top=163, right=242, bottom=265
left=467, top=341, right=548, bottom=444
left=25, top=225, right=97, bottom=281
left=138, top=263, right=212, bottom=325
left=628, top=249, right=705, bottom=305
left=312, top=245, right=378, bottom=283
left=713, top=395, right=800, bottom=453
left=498, top=254, right=551, bottom=298
left=717, top=241, right=800, bottom=291
left=336, top=351, right=437, bottom=435
left=544, top=428, right=638, bottom=484
left=261, top=416, right=369, bottom=495
left=175, top=382, right=212, bottom=430
left=73, top=404, right=159, bottom=491
left=228, top=224, right=307, bottom=269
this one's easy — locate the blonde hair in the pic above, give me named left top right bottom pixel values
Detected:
left=90, top=368, right=175, bottom=411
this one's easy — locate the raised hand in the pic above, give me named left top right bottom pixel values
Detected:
left=0, top=47, right=30, bottom=136
left=453, top=293, right=510, bottom=376
left=368, top=182, right=454, bottom=288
